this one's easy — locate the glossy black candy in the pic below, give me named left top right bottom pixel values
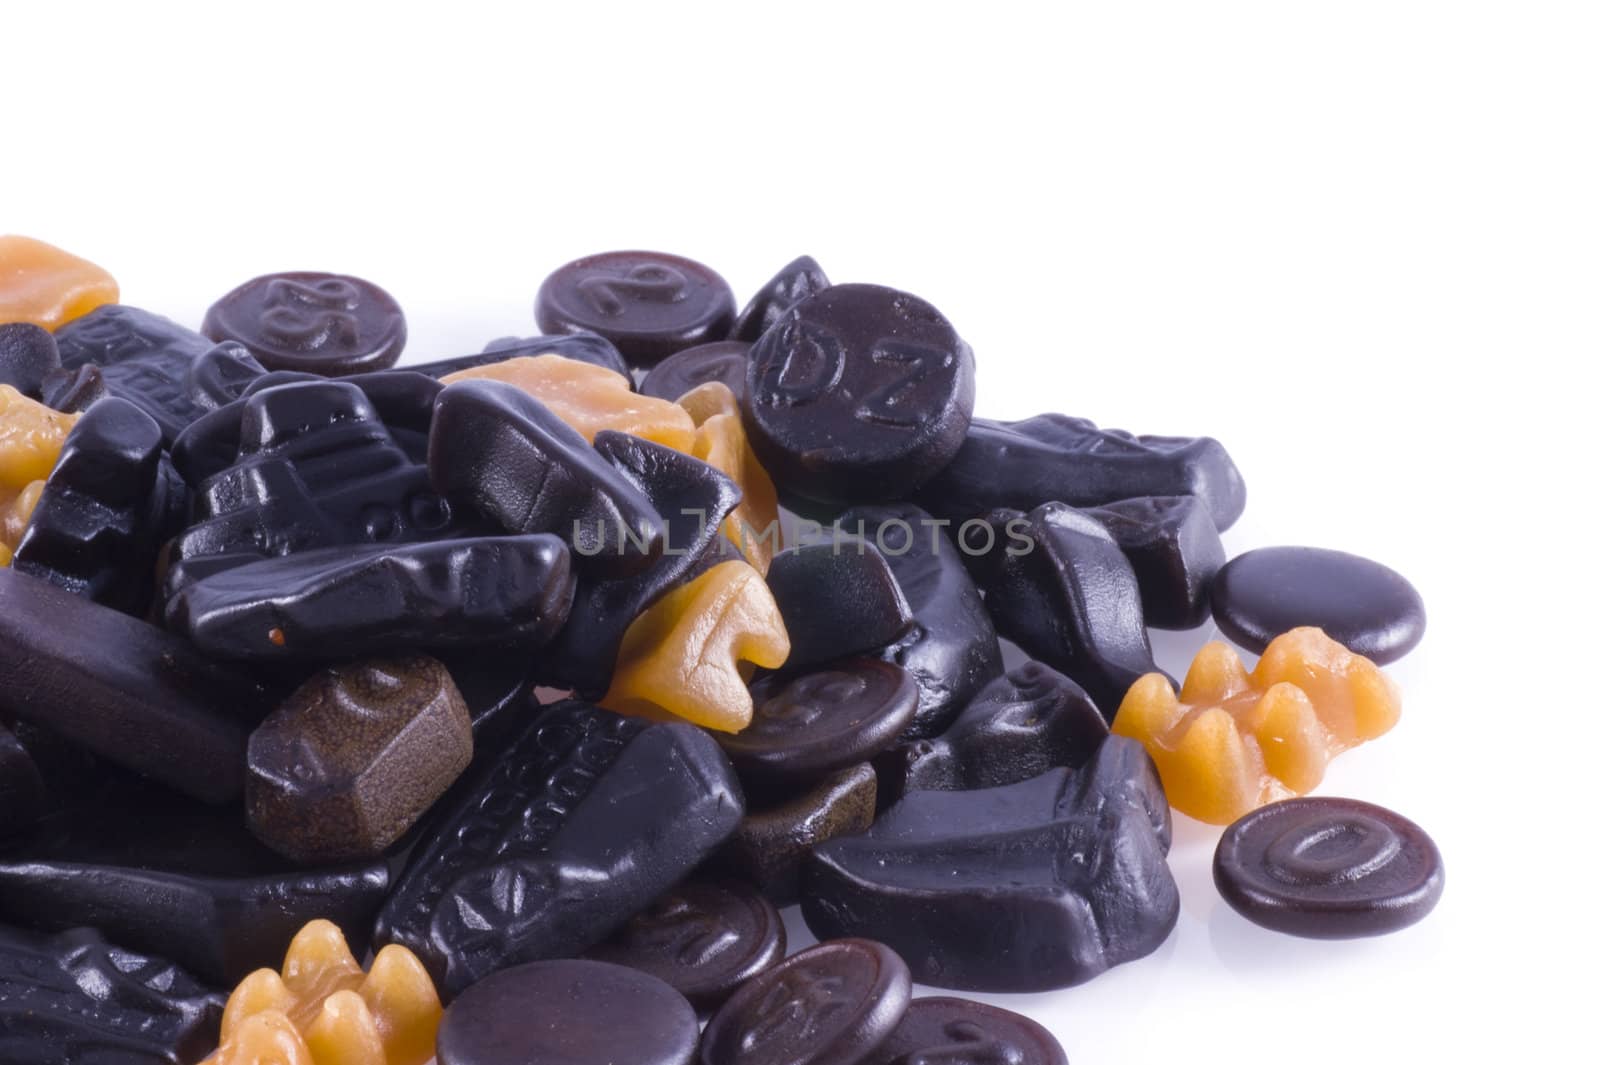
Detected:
left=539, top=432, right=742, bottom=695
left=536, top=250, right=737, bottom=368
left=0, top=568, right=269, bottom=803
left=876, top=660, right=1108, bottom=805
left=722, top=660, right=918, bottom=786
left=585, top=880, right=786, bottom=1013
left=764, top=539, right=914, bottom=670
left=1083, top=494, right=1224, bottom=630
left=50, top=304, right=229, bottom=442
left=744, top=284, right=976, bottom=505
left=186, top=341, right=271, bottom=411
left=731, top=255, right=831, bottom=343
left=0, top=322, right=60, bottom=396
left=803, top=737, right=1178, bottom=992
left=969, top=503, right=1167, bottom=718
left=839, top=503, right=1004, bottom=739
left=1211, top=546, right=1427, bottom=664
left=639, top=340, right=752, bottom=402
left=437, top=959, right=700, bottom=1065
left=917, top=413, right=1248, bottom=532
left=0, top=774, right=390, bottom=985
left=11, top=397, right=186, bottom=616
left=407, top=331, right=632, bottom=380
left=713, top=763, right=877, bottom=906
left=202, top=270, right=407, bottom=375
left=166, top=534, right=574, bottom=662
left=0, top=724, right=47, bottom=839
left=1214, top=797, right=1444, bottom=939
left=374, top=700, right=744, bottom=998
left=37, top=363, right=105, bottom=413
left=699, top=939, right=912, bottom=1065
left=0, top=924, right=223, bottom=1064
left=429, top=379, right=665, bottom=574
left=863, top=997, right=1070, bottom=1065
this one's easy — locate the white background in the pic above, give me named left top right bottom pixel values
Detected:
left=4, top=2, right=1596, bottom=1061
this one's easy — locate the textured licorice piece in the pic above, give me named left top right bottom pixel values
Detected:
left=638, top=341, right=751, bottom=403
left=730, top=255, right=831, bottom=344
left=0, top=322, right=61, bottom=397
left=202, top=270, right=408, bottom=375
left=764, top=539, right=914, bottom=669
left=1083, top=494, right=1224, bottom=630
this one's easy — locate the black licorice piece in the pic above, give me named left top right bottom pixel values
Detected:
left=1214, top=797, right=1444, bottom=939
left=437, top=959, right=700, bottom=1065
left=536, top=250, right=737, bottom=368
left=764, top=539, right=914, bottom=669
left=876, top=660, right=1108, bottom=806
left=51, top=304, right=220, bottom=443
left=1083, top=494, right=1224, bottom=630
left=538, top=432, right=742, bottom=695
left=375, top=700, right=744, bottom=998
left=429, top=379, right=665, bottom=574
left=0, top=774, right=390, bottom=986
left=246, top=656, right=474, bottom=864
left=699, top=939, right=912, bottom=1065
left=838, top=503, right=1004, bottom=740
left=0, top=322, right=60, bottom=396
left=802, top=736, right=1177, bottom=992
left=12, top=397, right=186, bottom=616
left=407, top=331, right=632, bottom=381
left=37, top=363, right=106, bottom=413
left=743, top=284, right=976, bottom=505
left=917, top=413, right=1248, bottom=532
left=0, top=924, right=224, bottom=1064
left=201, top=270, right=407, bottom=375
left=638, top=340, right=751, bottom=402
left=1211, top=546, right=1427, bottom=664
left=585, top=880, right=787, bottom=1013
left=862, top=997, right=1069, bottom=1065
left=969, top=503, right=1168, bottom=719
left=165, top=534, right=574, bottom=662
left=721, top=661, right=918, bottom=786
left=711, top=763, right=877, bottom=906
left=730, top=255, right=831, bottom=343
left=169, top=379, right=464, bottom=585
left=0, top=568, right=268, bottom=803
left=186, top=341, right=271, bottom=411
left=0, top=724, right=47, bottom=839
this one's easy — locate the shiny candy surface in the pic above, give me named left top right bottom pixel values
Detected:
left=1113, top=627, right=1403, bottom=825
left=679, top=381, right=781, bottom=573
left=764, top=538, right=914, bottom=669
left=640, top=340, right=751, bottom=402
left=535, top=250, right=737, bottom=367
left=862, top=997, right=1070, bottom=1065
left=743, top=284, right=975, bottom=505
left=1214, top=797, right=1444, bottom=938
left=1083, top=494, right=1224, bottom=630
left=0, top=235, right=118, bottom=330
left=0, top=384, right=79, bottom=563
left=203, top=271, right=408, bottom=375
left=730, top=255, right=831, bottom=344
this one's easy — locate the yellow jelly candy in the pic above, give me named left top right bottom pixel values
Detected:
left=0, top=235, right=119, bottom=329
left=1113, top=627, right=1401, bottom=825
left=204, top=920, right=441, bottom=1065
left=601, top=560, right=791, bottom=733
left=678, top=382, right=781, bottom=574
left=442, top=353, right=695, bottom=452
left=0, top=385, right=79, bottom=565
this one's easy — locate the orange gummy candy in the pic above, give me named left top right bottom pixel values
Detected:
left=1, top=385, right=80, bottom=565
left=0, top=235, right=119, bottom=330
left=204, top=920, right=441, bottom=1065
left=1112, top=627, right=1401, bottom=825
left=678, top=382, right=781, bottom=574
left=601, top=560, right=791, bottom=733
left=442, top=353, right=695, bottom=452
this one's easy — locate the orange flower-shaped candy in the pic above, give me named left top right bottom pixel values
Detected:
left=203, top=920, right=441, bottom=1065
left=1113, top=627, right=1401, bottom=824
left=0, top=235, right=119, bottom=329
left=678, top=381, right=781, bottom=573
left=1, top=385, right=80, bottom=565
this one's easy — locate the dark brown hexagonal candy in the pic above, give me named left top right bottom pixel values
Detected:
left=246, top=655, right=474, bottom=864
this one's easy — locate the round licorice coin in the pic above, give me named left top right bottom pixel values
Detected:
left=862, top=997, right=1069, bottom=1065
left=201, top=271, right=407, bottom=376
left=436, top=958, right=699, bottom=1065
left=700, top=939, right=912, bottom=1065
left=742, top=283, right=975, bottom=505
left=535, top=249, right=736, bottom=368
left=639, top=340, right=751, bottom=402
left=1214, top=797, right=1444, bottom=939
left=585, top=879, right=786, bottom=1012
left=731, top=255, right=831, bottom=343
left=1210, top=546, right=1425, bottom=664
left=720, top=660, right=918, bottom=783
